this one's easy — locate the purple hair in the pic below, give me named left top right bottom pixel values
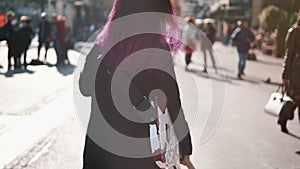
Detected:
left=95, top=0, right=181, bottom=55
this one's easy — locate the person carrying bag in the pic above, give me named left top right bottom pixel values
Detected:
left=277, top=16, right=300, bottom=133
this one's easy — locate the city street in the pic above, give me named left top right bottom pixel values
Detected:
left=0, top=42, right=299, bottom=169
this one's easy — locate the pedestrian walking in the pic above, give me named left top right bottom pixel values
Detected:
left=183, top=15, right=198, bottom=71
left=55, top=15, right=66, bottom=65
left=51, top=14, right=64, bottom=66
left=37, top=12, right=51, bottom=62
left=231, top=21, right=255, bottom=79
left=18, top=16, right=34, bottom=67
left=277, top=16, right=300, bottom=134
left=0, top=11, right=6, bottom=68
left=79, top=0, right=193, bottom=168
left=201, top=19, right=217, bottom=73
left=5, top=11, right=19, bottom=70
left=63, top=27, right=74, bottom=64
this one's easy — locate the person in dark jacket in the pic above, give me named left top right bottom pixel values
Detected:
left=231, top=21, right=255, bottom=79
left=79, top=0, right=194, bottom=168
left=37, top=12, right=51, bottom=61
left=18, top=16, right=34, bottom=67
left=5, top=11, right=19, bottom=69
left=278, top=18, right=300, bottom=133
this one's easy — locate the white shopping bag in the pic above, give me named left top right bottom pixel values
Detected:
left=150, top=98, right=181, bottom=169
left=264, top=92, right=292, bottom=116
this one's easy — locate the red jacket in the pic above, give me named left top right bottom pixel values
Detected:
left=56, top=20, right=65, bottom=43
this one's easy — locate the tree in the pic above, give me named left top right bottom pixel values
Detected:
left=259, top=5, right=289, bottom=57
left=263, top=0, right=300, bottom=13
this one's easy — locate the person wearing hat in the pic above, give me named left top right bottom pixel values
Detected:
left=37, top=12, right=51, bottom=61
left=18, top=15, right=34, bottom=67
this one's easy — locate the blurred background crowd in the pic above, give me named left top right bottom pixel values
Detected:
left=0, top=0, right=299, bottom=68
left=0, top=0, right=299, bottom=53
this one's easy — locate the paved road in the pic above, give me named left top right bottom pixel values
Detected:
left=1, top=42, right=299, bottom=169
left=0, top=42, right=81, bottom=168
left=0, top=42, right=78, bottom=116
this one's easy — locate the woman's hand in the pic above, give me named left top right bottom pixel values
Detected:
left=180, top=155, right=195, bottom=169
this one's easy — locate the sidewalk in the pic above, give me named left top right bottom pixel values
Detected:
left=0, top=40, right=83, bottom=169
left=0, top=42, right=80, bottom=116
left=0, top=90, right=76, bottom=169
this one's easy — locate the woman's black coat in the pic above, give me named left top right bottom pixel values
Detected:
left=79, top=35, right=192, bottom=169
left=282, top=27, right=300, bottom=99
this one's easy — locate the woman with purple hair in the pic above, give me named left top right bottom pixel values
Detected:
left=79, top=0, right=193, bottom=168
